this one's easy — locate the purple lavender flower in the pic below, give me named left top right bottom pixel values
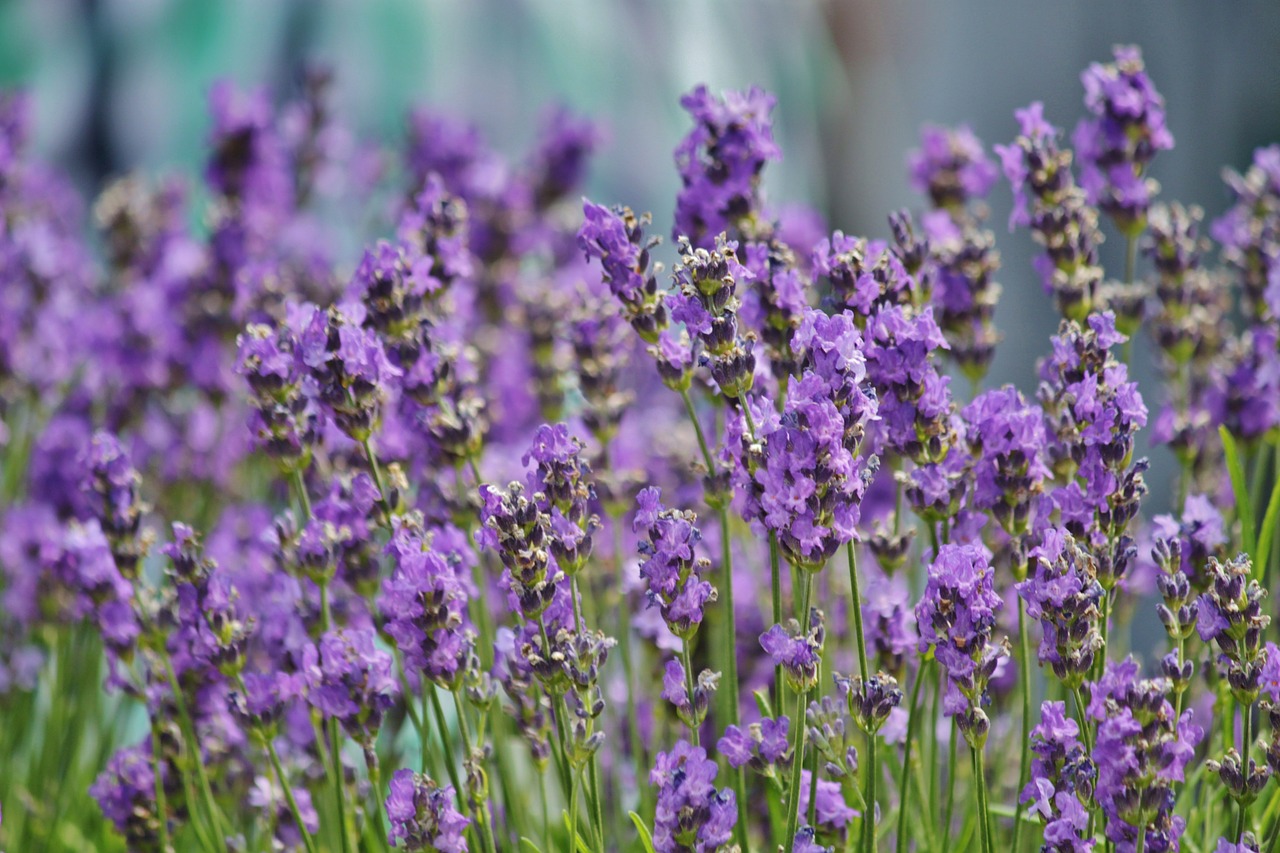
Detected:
left=791, top=826, right=835, bottom=853
left=1197, top=554, right=1270, bottom=704
left=379, top=517, right=472, bottom=689
left=961, top=385, right=1050, bottom=537
left=662, top=657, right=720, bottom=730
left=862, top=304, right=955, bottom=464
left=761, top=609, right=825, bottom=693
left=236, top=321, right=321, bottom=470
left=1021, top=701, right=1096, bottom=853
left=83, top=431, right=146, bottom=578
left=908, top=124, right=999, bottom=211
left=649, top=740, right=738, bottom=852
left=1072, top=45, right=1173, bottom=233
left=996, top=103, right=1105, bottom=320
left=302, top=627, right=398, bottom=747
left=796, top=769, right=856, bottom=835
left=673, top=85, right=781, bottom=247
left=1221, top=324, right=1280, bottom=442
left=717, top=715, right=792, bottom=775
left=915, top=543, right=1008, bottom=746
left=670, top=234, right=757, bottom=399
left=229, top=670, right=304, bottom=734
left=633, top=487, right=716, bottom=639
left=91, top=742, right=166, bottom=851
left=1018, top=528, right=1105, bottom=687
left=1213, top=144, right=1280, bottom=322
left=385, top=768, right=470, bottom=852
left=1087, top=658, right=1203, bottom=853
left=577, top=201, right=671, bottom=344
left=297, top=301, right=400, bottom=441
left=523, top=423, right=599, bottom=575
left=835, top=671, right=903, bottom=735
left=526, top=106, right=602, bottom=209
left=479, top=481, right=561, bottom=621
left=920, top=209, right=1002, bottom=382
left=811, top=233, right=917, bottom=318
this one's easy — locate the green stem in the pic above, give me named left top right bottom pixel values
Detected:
left=427, top=689, right=468, bottom=816
left=1012, top=600, right=1033, bottom=853
left=942, top=721, right=957, bottom=851
left=569, top=769, right=582, bottom=849
left=679, top=388, right=717, bottom=474
left=846, top=543, right=870, bottom=681
left=770, top=533, right=783, bottom=710
left=894, top=665, right=928, bottom=853
left=266, top=739, right=320, bottom=853
left=862, top=734, right=878, bottom=853
left=682, top=640, right=701, bottom=747
left=1070, top=687, right=1094, bottom=754
left=782, top=573, right=815, bottom=850
left=161, top=654, right=230, bottom=851
left=1238, top=706, right=1254, bottom=843
left=973, top=747, right=994, bottom=853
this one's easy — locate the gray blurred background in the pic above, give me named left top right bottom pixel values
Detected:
left=3, top=0, right=1278, bottom=512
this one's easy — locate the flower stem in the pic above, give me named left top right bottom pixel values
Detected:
left=1012, top=599, right=1033, bottom=853
left=782, top=573, right=814, bottom=850
left=150, top=719, right=173, bottom=853
left=862, top=733, right=878, bottom=853
left=1238, top=705, right=1254, bottom=843
left=266, top=739, right=320, bottom=853
left=973, top=746, right=994, bottom=853
left=894, top=665, right=928, bottom=853
left=846, top=543, right=869, bottom=681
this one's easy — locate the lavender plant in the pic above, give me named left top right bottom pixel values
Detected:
left=3, top=44, right=1280, bottom=853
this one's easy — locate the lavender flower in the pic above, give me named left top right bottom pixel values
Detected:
left=302, top=627, right=398, bottom=748
left=649, top=740, right=738, bottom=852
left=962, top=385, right=1050, bottom=537
left=634, top=487, right=716, bottom=639
left=996, top=103, right=1105, bottom=320
left=523, top=423, right=599, bottom=576
left=1072, top=45, right=1173, bottom=232
left=835, top=671, right=903, bottom=735
left=83, top=431, right=146, bottom=579
left=909, top=124, right=999, bottom=211
left=1018, top=528, right=1105, bottom=687
left=670, top=234, right=757, bottom=399
left=236, top=320, right=320, bottom=470
left=921, top=209, right=1002, bottom=382
left=761, top=609, right=826, bottom=694
left=1212, top=144, right=1280, bottom=322
left=662, top=657, right=719, bottom=730
left=577, top=202, right=670, bottom=344
left=673, top=85, right=780, bottom=246
left=1197, top=554, right=1270, bottom=704
left=796, top=769, right=856, bottom=837
left=91, top=742, right=166, bottom=851
left=717, top=715, right=792, bottom=776
left=385, top=768, right=470, bottom=852
left=1021, top=701, right=1096, bottom=853
left=478, top=481, right=560, bottom=621
left=915, top=543, right=1008, bottom=746
left=862, top=304, right=955, bottom=464
left=297, top=301, right=400, bottom=441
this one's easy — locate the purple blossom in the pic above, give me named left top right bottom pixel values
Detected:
left=1072, top=45, right=1173, bottom=231
left=1018, top=528, right=1105, bottom=686
left=91, top=742, right=165, bottom=849
left=961, top=385, right=1050, bottom=535
left=796, top=769, right=856, bottom=830
left=302, top=627, right=398, bottom=747
left=673, top=85, right=780, bottom=247
left=908, top=124, right=999, bottom=209
left=385, top=768, right=470, bottom=852
left=634, top=487, right=716, bottom=639
left=1213, top=144, right=1280, bottom=322
left=649, top=740, right=738, bottom=853
left=761, top=609, right=825, bottom=693
left=717, top=716, right=792, bottom=773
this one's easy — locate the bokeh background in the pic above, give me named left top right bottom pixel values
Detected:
left=3, top=0, right=1278, bottom=512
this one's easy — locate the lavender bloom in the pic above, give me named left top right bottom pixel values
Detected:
left=248, top=774, right=320, bottom=852
left=909, top=124, right=999, bottom=211
left=1212, top=144, right=1280, bottom=322
left=741, top=239, right=811, bottom=380
left=995, top=103, right=1105, bottom=320
left=1072, top=45, right=1173, bottom=232
left=811, top=233, right=918, bottom=318
left=915, top=543, right=1008, bottom=746
left=1018, top=528, right=1105, bottom=687
left=761, top=609, right=825, bottom=693
left=791, top=826, right=835, bottom=853
left=633, top=487, right=716, bottom=639
left=577, top=202, right=671, bottom=345
left=796, top=769, right=857, bottom=833
left=662, top=657, right=719, bottom=730
left=1220, top=324, right=1280, bottom=442
left=962, top=385, right=1050, bottom=537
left=385, top=768, right=470, bottom=852
left=1150, top=493, right=1226, bottom=590
left=862, top=304, right=955, bottom=464
left=527, top=106, right=602, bottom=209
left=1197, top=554, right=1270, bottom=704
left=1087, top=658, right=1203, bottom=853
left=302, top=628, right=398, bottom=748
left=229, top=670, right=303, bottom=735
left=717, top=715, right=792, bottom=776
left=1143, top=203, right=1226, bottom=366
left=671, top=234, right=757, bottom=399
left=479, top=481, right=561, bottom=621
left=236, top=321, right=320, bottom=470
left=297, top=301, right=400, bottom=441
left=834, top=671, right=903, bottom=735
left=1213, top=839, right=1260, bottom=853
left=1021, top=701, right=1096, bottom=853
left=649, top=740, right=738, bottom=852
left=921, top=209, right=1002, bottom=382
left=378, top=517, right=472, bottom=688
left=90, top=742, right=166, bottom=851
left=83, top=431, right=146, bottom=579
left=56, top=521, right=139, bottom=665
left=523, top=423, right=599, bottom=575
left=673, top=85, right=780, bottom=247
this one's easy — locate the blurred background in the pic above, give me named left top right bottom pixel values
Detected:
left=2, top=0, right=1278, bottom=511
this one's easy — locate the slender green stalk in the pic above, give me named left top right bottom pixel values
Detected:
left=427, top=689, right=468, bottom=816
left=942, top=721, right=957, bottom=852
left=1012, top=600, right=1033, bottom=853
left=1238, top=706, right=1254, bottom=843
left=360, top=435, right=390, bottom=514
left=365, top=751, right=393, bottom=853
left=895, top=665, right=928, bottom=853
left=770, top=533, right=783, bottom=709
left=161, top=654, right=231, bottom=851
left=973, top=747, right=994, bottom=853
left=846, top=543, right=870, bottom=681
left=1070, top=687, right=1094, bottom=753
left=265, top=740, right=320, bottom=853
left=569, top=770, right=582, bottom=850
left=682, top=640, right=700, bottom=748
left=862, top=734, right=878, bottom=853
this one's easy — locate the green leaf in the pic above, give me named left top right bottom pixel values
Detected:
left=1256, top=446, right=1280, bottom=579
left=1221, top=426, right=1257, bottom=562
left=519, top=839, right=545, bottom=853
left=629, top=811, right=657, bottom=853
